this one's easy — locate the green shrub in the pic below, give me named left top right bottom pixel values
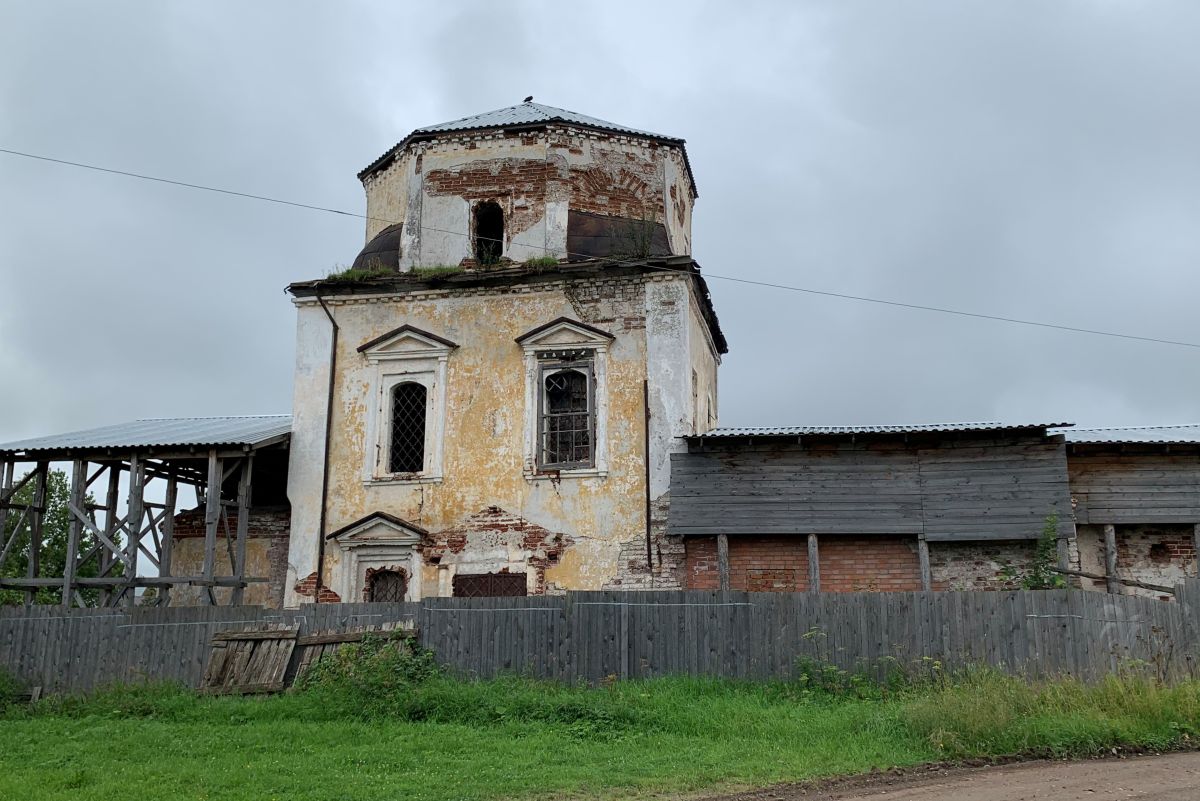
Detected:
left=0, top=669, right=23, bottom=708
left=523, top=256, right=560, bottom=269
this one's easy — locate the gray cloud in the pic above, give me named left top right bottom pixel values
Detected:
left=2, top=0, right=1199, bottom=443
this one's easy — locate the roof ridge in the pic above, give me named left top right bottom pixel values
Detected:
left=1071, top=423, right=1200, bottom=432
left=134, top=414, right=291, bottom=421
left=713, top=421, right=1004, bottom=430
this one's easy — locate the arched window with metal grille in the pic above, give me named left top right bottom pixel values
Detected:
left=389, top=381, right=427, bottom=473
left=539, top=365, right=593, bottom=469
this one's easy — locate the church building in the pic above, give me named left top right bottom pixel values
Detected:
left=3, top=101, right=1195, bottom=609
left=283, top=101, right=726, bottom=605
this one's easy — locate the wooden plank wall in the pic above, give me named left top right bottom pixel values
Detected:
left=2, top=585, right=1198, bottom=693
left=1069, top=448, right=1200, bottom=525
left=669, top=435, right=1072, bottom=541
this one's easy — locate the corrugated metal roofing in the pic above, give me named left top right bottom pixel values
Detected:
left=692, top=422, right=1073, bottom=438
left=1064, top=425, right=1200, bottom=445
left=0, top=415, right=291, bottom=455
left=412, top=101, right=682, bottom=142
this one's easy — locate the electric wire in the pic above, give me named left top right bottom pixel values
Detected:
left=3, top=145, right=1197, bottom=350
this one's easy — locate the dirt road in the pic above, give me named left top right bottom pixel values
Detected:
left=709, top=752, right=1200, bottom=801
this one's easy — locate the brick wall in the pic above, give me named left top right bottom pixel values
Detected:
left=422, top=506, right=570, bottom=595
left=605, top=493, right=685, bottom=590
left=928, top=541, right=1037, bottom=591
left=1077, top=523, right=1197, bottom=600
left=170, top=506, right=291, bottom=607
left=683, top=535, right=922, bottom=593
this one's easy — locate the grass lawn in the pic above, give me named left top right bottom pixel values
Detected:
left=2, top=652, right=1198, bottom=801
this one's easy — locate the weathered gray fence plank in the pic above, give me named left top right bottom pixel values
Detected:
left=2, top=587, right=1199, bottom=693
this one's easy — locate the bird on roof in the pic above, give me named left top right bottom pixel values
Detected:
left=524, top=95, right=533, bottom=103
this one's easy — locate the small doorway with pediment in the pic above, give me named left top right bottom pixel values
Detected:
left=328, top=511, right=427, bottom=602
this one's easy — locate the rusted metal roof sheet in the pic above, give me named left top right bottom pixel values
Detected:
left=692, top=422, right=1073, bottom=439
left=0, top=415, right=291, bottom=456
left=1063, top=425, right=1200, bottom=444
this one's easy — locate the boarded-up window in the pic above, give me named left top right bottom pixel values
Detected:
left=452, top=572, right=528, bottom=598
left=390, top=382, right=427, bottom=473
left=367, top=570, right=407, bottom=602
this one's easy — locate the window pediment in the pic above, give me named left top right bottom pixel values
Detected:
left=515, top=317, right=614, bottom=353
left=327, top=511, right=428, bottom=548
left=358, top=325, right=458, bottom=362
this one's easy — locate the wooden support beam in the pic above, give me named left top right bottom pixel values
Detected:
left=1103, top=523, right=1120, bottom=595
left=0, top=575, right=268, bottom=589
left=0, top=461, right=12, bottom=569
left=159, top=476, right=177, bottom=606
left=61, top=460, right=85, bottom=609
left=0, top=465, right=36, bottom=506
left=231, top=454, right=253, bottom=606
left=918, top=532, right=932, bottom=591
left=716, top=533, right=730, bottom=592
left=100, top=464, right=120, bottom=606
left=25, top=463, right=47, bottom=608
left=201, top=451, right=221, bottom=605
left=1194, top=523, right=1200, bottom=579
left=1051, top=566, right=1175, bottom=595
left=807, top=532, right=820, bottom=593
left=122, top=456, right=145, bottom=608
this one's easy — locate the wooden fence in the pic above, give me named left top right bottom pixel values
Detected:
left=3, top=584, right=1199, bottom=694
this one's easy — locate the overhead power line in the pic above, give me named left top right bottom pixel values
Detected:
left=2, top=145, right=1198, bottom=350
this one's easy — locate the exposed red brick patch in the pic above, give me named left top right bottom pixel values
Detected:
left=423, top=507, right=571, bottom=595
left=293, top=571, right=341, bottom=603
left=684, top=536, right=922, bottom=593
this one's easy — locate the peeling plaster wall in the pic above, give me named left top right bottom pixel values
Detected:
left=170, top=507, right=291, bottom=607
left=929, top=541, right=1037, bottom=591
left=362, top=127, right=695, bottom=270
left=284, top=302, right=333, bottom=604
left=363, top=149, right=413, bottom=246
left=1077, top=523, right=1197, bottom=600
left=286, top=272, right=707, bottom=606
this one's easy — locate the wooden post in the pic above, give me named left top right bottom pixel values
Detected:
left=158, top=475, right=177, bottom=607
left=201, top=451, right=221, bottom=605
left=918, top=532, right=932, bottom=591
left=122, top=456, right=145, bottom=608
left=99, top=464, right=120, bottom=606
left=25, top=463, right=47, bottom=608
left=1194, top=523, right=1200, bottom=579
left=61, top=460, right=86, bottom=608
left=1056, top=519, right=1071, bottom=573
left=231, top=454, right=253, bottom=606
left=0, top=461, right=12, bottom=571
left=716, top=533, right=730, bottom=592
left=807, top=532, right=820, bottom=593
left=1103, top=524, right=1119, bottom=595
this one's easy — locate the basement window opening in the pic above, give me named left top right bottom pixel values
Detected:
left=452, top=572, right=528, bottom=597
left=473, top=200, right=504, bottom=265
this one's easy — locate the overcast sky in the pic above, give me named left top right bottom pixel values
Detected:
left=2, top=0, right=1199, bottom=444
